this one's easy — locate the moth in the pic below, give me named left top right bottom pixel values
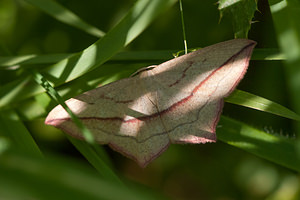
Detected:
left=45, top=39, right=256, bottom=167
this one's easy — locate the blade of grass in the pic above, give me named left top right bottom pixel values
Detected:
left=226, top=89, right=300, bottom=121
left=251, top=48, right=286, bottom=60
left=0, top=48, right=287, bottom=110
left=17, top=88, right=300, bottom=123
left=67, top=136, right=122, bottom=185
left=0, top=54, right=72, bottom=68
left=30, top=69, right=121, bottom=183
left=0, top=109, right=42, bottom=157
left=0, top=48, right=286, bottom=68
left=25, top=0, right=105, bottom=37
left=43, top=0, right=177, bottom=85
left=30, top=69, right=95, bottom=144
left=0, top=0, right=177, bottom=109
left=16, top=62, right=140, bottom=121
left=268, top=0, right=300, bottom=131
left=0, top=76, right=33, bottom=109
left=0, top=151, right=165, bottom=200
left=218, top=116, right=300, bottom=172
left=10, top=66, right=300, bottom=123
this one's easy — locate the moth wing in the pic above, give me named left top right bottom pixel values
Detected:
left=46, top=39, right=256, bottom=166
left=45, top=73, right=169, bottom=167
left=145, top=39, right=256, bottom=143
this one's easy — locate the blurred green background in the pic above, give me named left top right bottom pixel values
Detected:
left=1, top=0, right=300, bottom=199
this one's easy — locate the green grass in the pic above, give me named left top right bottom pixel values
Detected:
left=0, top=0, right=300, bottom=199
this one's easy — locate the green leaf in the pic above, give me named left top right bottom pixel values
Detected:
left=25, top=0, right=105, bottom=37
left=218, top=0, right=257, bottom=38
left=226, top=89, right=300, bottom=121
left=218, top=116, right=300, bottom=172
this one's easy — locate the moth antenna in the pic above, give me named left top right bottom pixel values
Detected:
left=147, top=92, right=168, bottom=133
left=130, top=66, right=156, bottom=77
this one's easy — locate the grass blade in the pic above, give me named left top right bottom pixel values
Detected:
left=0, top=109, right=42, bottom=157
left=0, top=0, right=177, bottom=109
left=30, top=69, right=121, bottom=183
left=44, top=0, right=177, bottom=85
left=0, top=151, right=164, bottom=200
left=218, top=116, right=300, bottom=172
left=226, top=89, right=300, bottom=121
left=0, top=48, right=286, bottom=68
left=268, top=0, right=300, bottom=131
left=25, top=0, right=105, bottom=37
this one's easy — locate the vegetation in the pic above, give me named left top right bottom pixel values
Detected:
left=1, top=0, right=300, bottom=199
